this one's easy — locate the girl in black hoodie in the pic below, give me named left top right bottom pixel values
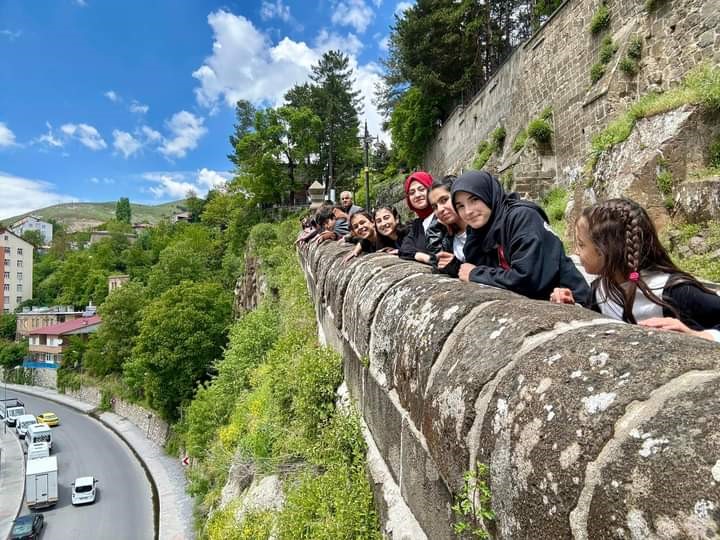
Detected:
left=451, top=170, right=590, bottom=304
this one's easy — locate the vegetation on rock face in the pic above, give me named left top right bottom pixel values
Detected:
left=589, top=4, right=611, bottom=35
left=512, top=129, right=529, bottom=152
left=452, top=462, right=495, bottom=539
left=177, top=218, right=381, bottom=539
left=585, top=65, right=720, bottom=179
left=666, top=222, right=720, bottom=282
left=590, top=36, right=617, bottom=84
left=541, top=187, right=569, bottom=240
left=527, top=117, right=553, bottom=144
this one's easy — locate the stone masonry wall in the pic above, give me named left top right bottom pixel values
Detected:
left=425, top=0, right=720, bottom=187
left=298, top=240, right=720, bottom=539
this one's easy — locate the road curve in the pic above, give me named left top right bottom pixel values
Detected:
left=14, top=390, right=154, bottom=540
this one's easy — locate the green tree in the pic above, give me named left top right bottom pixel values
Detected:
left=0, top=314, right=16, bottom=340
left=84, top=281, right=148, bottom=376
left=389, top=87, right=439, bottom=167
left=116, top=197, right=132, bottom=224
left=185, top=190, right=206, bottom=223
left=308, top=50, right=362, bottom=192
left=123, top=281, right=233, bottom=421
left=146, top=225, right=222, bottom=296
left=21, top=230, right=44, bottom=248
left=0, top=340, right=27, bottom=369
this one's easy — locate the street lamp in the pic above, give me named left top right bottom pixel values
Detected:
left=360, top=121, right=379, bottom=213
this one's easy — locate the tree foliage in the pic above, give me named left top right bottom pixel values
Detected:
left=84, top=281, right=148, bottom=376
left=228, top=50, right=363, bottom=203
left=21, top=230, right=44, bottom=248
left=380, top=0, right=563, bottom=164
left=123, top=281, right=232, bottom=421
left=116, top=197, right=132, bottom=224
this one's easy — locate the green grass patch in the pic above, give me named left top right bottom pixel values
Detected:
left=599, top=36, right=618, bottom=64
left=589, top=4, right=610, bottom=34
left=666, top=221, right=720, bottom=282
left=512, top=129, right=528, bottom=152
left=491, top=126, right=506, bottom=150
left=709, top=136, right=720, bottom=169
left=590, top=62, right=605, bottom=83
left=627, top=35, right=643, bottom=60
left=619, top=57, right=639, bottom=77
left=527, top=118, right=553, bottom=144
left=541, top=187, right=569, bottom=241
left=472, top=141, right=494, bottom=169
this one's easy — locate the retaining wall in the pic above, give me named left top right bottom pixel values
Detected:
left=424, top=0, right=720, bottom=186
left=298, top=240, right=720, bottom=538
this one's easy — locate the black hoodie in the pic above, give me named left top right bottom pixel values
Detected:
left=451, top=170, right=590, bottom=305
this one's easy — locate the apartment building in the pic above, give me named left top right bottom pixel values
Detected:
left=10, top=215, right=53, bottom=245
left=0, top=228, right=34, bottom=313
left=16, top=305, right=84, bottom=339
left=27, top=315, right=102, bottom=366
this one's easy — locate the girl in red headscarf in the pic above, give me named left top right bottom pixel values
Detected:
left=398, top=171, right=437, bottom=263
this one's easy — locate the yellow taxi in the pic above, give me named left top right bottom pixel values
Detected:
left=36, top=412, right=60, bottom=427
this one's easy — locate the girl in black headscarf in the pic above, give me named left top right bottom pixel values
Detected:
left=451, top=170, right=590, bottom=304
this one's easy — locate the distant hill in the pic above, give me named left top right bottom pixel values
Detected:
left=2, top=200, right=187, bottom=233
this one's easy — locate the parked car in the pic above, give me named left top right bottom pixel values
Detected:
left=36, top=412, right=59, bottom=427
left=15, top=414, right=38, bottom=438
left=8, top=513, right=44, bottom=539
left=71, top=476, right=98, bottom=505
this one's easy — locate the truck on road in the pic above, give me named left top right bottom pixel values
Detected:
left=25, top=455, right=58, bottom=509
left=0, top=398, right=25, bottom=427
left=26, top=423, right=52, bottom=450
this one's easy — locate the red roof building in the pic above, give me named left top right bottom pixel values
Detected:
left=27, top=315, right=102, bottom=367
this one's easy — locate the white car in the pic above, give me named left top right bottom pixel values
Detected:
left=71, top=476, right=98, bottom=505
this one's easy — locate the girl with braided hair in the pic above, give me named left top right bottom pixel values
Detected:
left=551, top=198, right=720, bottom=342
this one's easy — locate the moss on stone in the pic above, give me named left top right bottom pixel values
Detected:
left=527, top=117, right=553, bottom=144
left=619, top=57, right=639, bottom=77
left=590, top=62, right=605, bottom=83
left=599, top=36, right=618, bottom=64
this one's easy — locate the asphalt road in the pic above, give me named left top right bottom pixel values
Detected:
left=12, top=390, right=154, bottom=540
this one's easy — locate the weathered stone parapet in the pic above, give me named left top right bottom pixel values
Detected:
left=298, top=241, right=720, bottom=539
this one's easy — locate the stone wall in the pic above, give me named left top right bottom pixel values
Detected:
left=298, top=240, right=720, bottom=539
left=65, top=386, right=170, bottom=447
left=425, top=0, right=720, bottom=193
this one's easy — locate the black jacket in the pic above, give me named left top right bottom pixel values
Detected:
left=399, top=217, right=435, bottom=260
left=464, top=204, right=590, bottom=304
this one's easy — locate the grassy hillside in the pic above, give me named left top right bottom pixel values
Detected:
left=2, top=200, right=186, bottom=232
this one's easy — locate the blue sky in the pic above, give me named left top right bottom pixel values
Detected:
left=0, top=0, right=411, bottom=219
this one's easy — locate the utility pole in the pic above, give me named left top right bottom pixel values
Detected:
left=363, top=121, right=371, bottom=213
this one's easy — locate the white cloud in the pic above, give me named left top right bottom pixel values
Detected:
left=141, top=125, right=162, bottom=142
left=158, top=111, right=207, bottom=159
left=89, top=176, right=115, bottom=184
left=142, top=169, right=231, bottom=199
left=60, top=123, right=107, bottom=150
left=129, top=100, right=149, bottom=114
left=0, top=172, right=76, bottom=219
left=74, top=0, right=87, bottom=6
left=197, top=168, right=231, bottom=189
left=395, top=1, right=412, bottom=15
left=0, top=29, right=22, bottom=41
left=192, top=10, right=387, bottom=141
left=35, top=122, right=63, bottom=148
left=104, top=90, right=120, bottom=102
left=112, top=129, right=142, bottom=158
left=331, top=0, right=374, bottom=34
left=379, top=34, right=390, bottom=51
left=260, top=0, right=291, bottom=21
left=315, top=29, right=363, bottom=56
left=193, top=11, right=314, bottom=108
left=0, top=122, right=17, bottom=147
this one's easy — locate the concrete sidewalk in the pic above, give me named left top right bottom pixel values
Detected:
left=5, top=383, right=194, bottom=540
left=0, top=426, right=25, bottom=540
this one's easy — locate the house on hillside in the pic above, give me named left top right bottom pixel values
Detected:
left=25, top=314, right=102, bottom=368
left=0, top=228, right=34, bottom=314
left=10, top=215, right=53, bottom=245
left=89, top=230, right=137, bottom=245
left=172, top=211, right=192, bottom=223
left=16, top=305, right=84, bottom=340
left=108, top=274, right=129, bottom=294
left=132, top=222, right=152, bottom=234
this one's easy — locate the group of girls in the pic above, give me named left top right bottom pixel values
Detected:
left=334, top=169, right=720, bottom=342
